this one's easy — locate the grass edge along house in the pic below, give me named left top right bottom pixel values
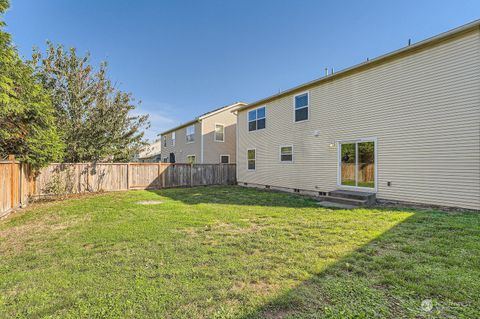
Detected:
left=235, top=20, right=480, bottom=210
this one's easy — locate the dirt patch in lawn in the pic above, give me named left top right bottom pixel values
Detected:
left=231, top=280, right=279, bottom=296
left=182, top=220, right=270, bottom=238
left=137, top=200, right=164, bottom=205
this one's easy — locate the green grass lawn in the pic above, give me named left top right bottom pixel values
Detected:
left=0, top=186, right=479, bottom=318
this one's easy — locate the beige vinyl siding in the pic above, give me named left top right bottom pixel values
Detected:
left=237, top=28, right=480, bottom=210
left=202, top=109, right=237, bottom=164
left=162, top=122, right=201, bottom=163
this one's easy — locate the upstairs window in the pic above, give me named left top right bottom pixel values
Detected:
left=280, top=146, right=293, bottom=162
left=186, top=125, right=195, bottom=143
left=248, top=107, right=266, bottom=131
left=215, top=124, right=225, bottom=142
left=171, top=132, right=176, bottom=146
left=163, top=135, right=167, bottom=147
left=294, top=92, right=309, bottom=122
left=247, top=149, right=256, bottom=170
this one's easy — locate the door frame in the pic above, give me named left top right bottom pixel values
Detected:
left=336, top=137, right=378, bottom=193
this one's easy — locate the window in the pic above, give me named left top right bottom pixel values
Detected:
left=247, top=149, right=256, bottom=170
left=187, top=155, right=196, bottom=164
left=248, top=107, right=266, bottom=131
left=163, top=135, right=167, bottom=147
left=171, top=132, right=175, bottom=146
left=280, top=146, right=293, bottom=162
left=186, top=125, right=195, bottom=143
left=215, top=124, right=224, bottom=142
left=220, top=155, right=229, bottom=164
left=162, top=157, right=168, bottom=163
left=294, top=92, right=309, bottom=122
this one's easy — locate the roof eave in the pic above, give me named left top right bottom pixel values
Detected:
left=236, top=19, right=480, bottom=113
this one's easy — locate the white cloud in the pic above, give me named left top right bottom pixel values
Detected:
left=132, top=101, right=181, bottom=142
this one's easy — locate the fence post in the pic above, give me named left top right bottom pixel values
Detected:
left=190, top=164, right=194, bottom=187
left=8, top=155, right=15, bottom=209
left=19, top=162, right=23, bottom=207
left=126, top=163, right=130, bottom=190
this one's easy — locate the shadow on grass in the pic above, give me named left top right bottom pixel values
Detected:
left=146, top=185, right=479, bottom=317
left=239, top=211, right=480, bottom=318
left=147, top=185, right=322, bottom=208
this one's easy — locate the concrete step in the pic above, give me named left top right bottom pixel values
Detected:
left=324, top=196, right=370, bottom=207
left=329, top=190, right=376, bottom=205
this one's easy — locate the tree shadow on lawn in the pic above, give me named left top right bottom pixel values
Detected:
left=239, top=210, right=480, bottom=319
left=147, top=185, right=322, bottom=208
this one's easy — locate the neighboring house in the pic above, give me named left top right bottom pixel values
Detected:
left=236, top=20, right=480, bottom=210
left=137, top=140, right=162, bottom=162
left=160, top=102, right=247, bottom=164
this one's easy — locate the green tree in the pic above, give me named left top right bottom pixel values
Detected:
left=0, top=0, right=64, bottom=167
left=32, top=42, right=150, bottom=162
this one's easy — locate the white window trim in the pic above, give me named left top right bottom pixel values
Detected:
left=248, top=106, right=266, bottom=132
left=214, top=123, right=225, bottom=142
left=279, top=145, right=294, bottom=163
left=171, top=132, right=176, bottom=146
left=247, top=148, right=256, bottom=171
left=186, top=125, right=195, bottom=144
left=186, top=154, right=196, bottom=164
left=293, top=91, right=310, bottom=123
left=163, top=157, right=168, bottom=163
left=220, top=154, right=230, bottom=164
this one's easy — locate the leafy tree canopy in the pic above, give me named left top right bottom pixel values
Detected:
left=32, top=42, right=150, bottom=163
left=0, top=0, right=64, bottom=167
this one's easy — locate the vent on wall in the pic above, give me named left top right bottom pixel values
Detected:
left=243, top=183, right=248, bottom=186
left=265, top=185, right=271, bottom=189
left=294, top=189, right=300, bottom=193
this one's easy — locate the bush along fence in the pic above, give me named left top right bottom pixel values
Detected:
left=0, top=158, right=237, bottom=217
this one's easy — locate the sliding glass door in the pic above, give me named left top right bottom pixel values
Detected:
left=339, top=139, right=376, bottom=190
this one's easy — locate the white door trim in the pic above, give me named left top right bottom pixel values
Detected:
left=336, top=137, right=378, bottom=193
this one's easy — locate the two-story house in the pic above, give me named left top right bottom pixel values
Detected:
left=235, top=21, right=480, bottom=210
left=160, top=102, right=246, bottom=164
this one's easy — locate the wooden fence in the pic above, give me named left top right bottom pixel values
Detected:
left=0, top=159, right=236, bottom=217
left=341, top=163, right=374, bottom=183
left=0, top=156, right=31, bottom=217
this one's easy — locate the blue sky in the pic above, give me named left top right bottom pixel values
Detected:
left=5, top=0, right=479, bottom=141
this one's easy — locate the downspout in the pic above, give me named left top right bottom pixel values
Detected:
left=200, top=120, right=204, bottom=163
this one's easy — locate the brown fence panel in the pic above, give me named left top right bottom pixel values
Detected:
left=27, top=162, right=236, bottom=198
left=164, top=164, right=191, bottom=188
left=0, top=156, right=30, bottom=217
left=0, top=162, right=12, bottom=215
left=129, top=163, right=159, bottom=189
left=90, top=163, right=128, bottom=191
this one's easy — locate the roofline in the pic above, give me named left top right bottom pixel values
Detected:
left=237, top=19, right=480, bottom=113
left=159, top=101, right=248, bottom=135
left=198, top=101, right=247, bottom=119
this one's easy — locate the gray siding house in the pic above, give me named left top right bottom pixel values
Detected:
left=160, top=102, right=246, bottom=164
left=236, top=21, right=480, bottom=210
